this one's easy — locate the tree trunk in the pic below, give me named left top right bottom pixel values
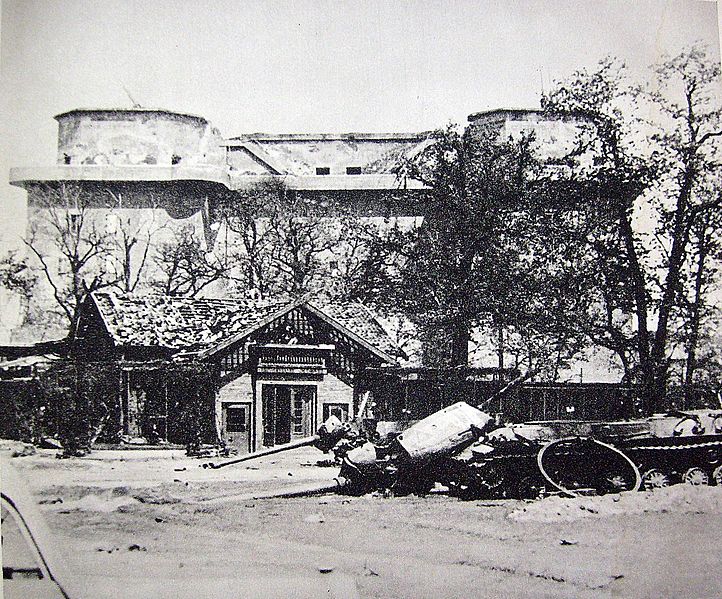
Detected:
left=645, top=141, right=699, bottom=411
left=124, top=244, right=132, bottom=292
left=617, top=201, right=655, bottom=414
left=684, top=221, right=710, bottom=403
left=450, top=321, right=470, bottom=366
left=497, top=322, right=504, bottom=379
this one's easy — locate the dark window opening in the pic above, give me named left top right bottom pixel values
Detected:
left=171, top=154, right=182, bottom=165
left=346, top=166, right=362, bottom=175
left=63, top=154, right=71, bottom=165
left=315, top=167, right=330, bottom=175
left=226, top=406, right=248, bottom=432
left=69, top=213, right=80, bottom=234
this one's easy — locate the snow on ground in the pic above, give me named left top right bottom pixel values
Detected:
left=509, top=485, right=722, bottom=523
left=5, top=446, right=722, bottom=598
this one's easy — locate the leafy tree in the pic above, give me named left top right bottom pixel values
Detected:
left=358, top=124, right=593, bottom=372
left=678, top=191, right=722, bottom=398
left=0, top=250, right=35, bottom=296
left=544, top=45, right=722, bottom=412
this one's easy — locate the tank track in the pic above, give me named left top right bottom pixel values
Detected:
left=615, top=435, right=722, bottom=488
left=445, top=433, right=722, bottom=500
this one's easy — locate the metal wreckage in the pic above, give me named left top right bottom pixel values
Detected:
left=203, top=392, right=722, bottom=501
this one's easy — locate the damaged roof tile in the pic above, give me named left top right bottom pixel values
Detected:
left=91, top=292, right=400, bottom=359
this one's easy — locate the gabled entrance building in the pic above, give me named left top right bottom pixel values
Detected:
left=73, top=292, right=402, bottom=452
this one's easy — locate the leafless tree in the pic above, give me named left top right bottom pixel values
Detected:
left=152, top=224, right=227, bottom=296
left=25, top=182, right=117, bottom=331
left=105, top=190, right=166, bottom=293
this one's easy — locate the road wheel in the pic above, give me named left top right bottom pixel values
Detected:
left=712, top=465, right=722, bottom=486
left=642, top=469, right=671, bottom=490
left=479, top=463, right=505, bottom=491
left=682, top=467, right=709, bottom=486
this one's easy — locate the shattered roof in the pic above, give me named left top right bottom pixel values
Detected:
left=90, top=292, right=400, bottom=360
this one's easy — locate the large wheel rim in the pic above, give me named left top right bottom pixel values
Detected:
left=479, top=464, right=504, bottom=489
left=537, top=437, right=642, bottom=497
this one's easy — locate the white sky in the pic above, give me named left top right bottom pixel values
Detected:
left=1, top=0, right=720, bottom=248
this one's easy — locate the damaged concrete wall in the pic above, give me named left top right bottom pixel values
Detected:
left=227, top=135, right=430, bottom=176
left=56, top=109, right=226, bottom=168
left=467, top=109, right=593, bottom=165
left=17, top=201, right=207, bottom=341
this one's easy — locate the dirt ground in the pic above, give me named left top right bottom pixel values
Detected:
left=5, top=446, right=722, bottom=599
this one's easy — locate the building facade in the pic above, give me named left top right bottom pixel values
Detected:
left=10, top=106, right=588, bottom=231
left=6, top=105, right=609, bottom=377
left=73, top=291, right=402, bottom=452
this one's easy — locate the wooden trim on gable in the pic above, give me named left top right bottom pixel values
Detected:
left=194, top=298, right=397, bottom=366
left=303, top=302, right=397, bottom=364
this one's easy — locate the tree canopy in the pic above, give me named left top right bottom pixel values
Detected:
left=543, top=44, right=722, bottom=412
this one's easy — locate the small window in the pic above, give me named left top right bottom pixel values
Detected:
left=315, top=167, right=330, bottom=175
left=171, top=154, right=182, bottom=165
left=346, top=166, right=362, bottom=175
left=69, top=213, right=80, bottom=234
left=63, top=154, right=71, bottom=165
left=226, top=406, right=248, bottom=432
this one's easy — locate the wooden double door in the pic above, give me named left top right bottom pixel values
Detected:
left=262, top=384, right=316, bottom=447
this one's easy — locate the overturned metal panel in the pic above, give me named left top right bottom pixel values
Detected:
left=395, top=402, right=493, bottom=465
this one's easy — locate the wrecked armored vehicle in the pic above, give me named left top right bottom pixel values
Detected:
left=445, top=409, right=722, bottom=500
left=203, top=398, right=722, bottom=501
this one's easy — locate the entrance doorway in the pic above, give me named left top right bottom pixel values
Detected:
left=262, top=385, right=316, bottom=446
left=221, top=403, right=251, bottom=453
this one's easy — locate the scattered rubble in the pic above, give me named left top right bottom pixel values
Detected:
left=50, top=492, right=140, bottom=513
left=38, top=437, right=63, bottom=450
left=38, top=497, right=64, bottom=505
left=0, top=440, right=37, bottom=457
